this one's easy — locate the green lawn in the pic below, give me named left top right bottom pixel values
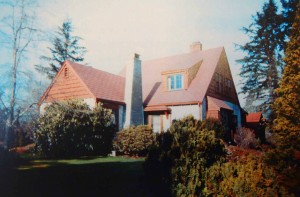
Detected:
left=0, top=156, right=168, bottom=197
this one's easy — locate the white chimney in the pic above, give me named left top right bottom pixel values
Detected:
left=190, top=42, right=202, bottom=52
left=124, top=53, right=144, bottom=127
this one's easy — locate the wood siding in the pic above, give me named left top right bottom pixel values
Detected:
left=206, top=50, right=239, bottom=105
left=44, top=64, right=93, bottom=102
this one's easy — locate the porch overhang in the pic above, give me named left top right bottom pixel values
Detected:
left=144, top=106, right=171, bottom=112
left=207, top=96, right=233, bottom=111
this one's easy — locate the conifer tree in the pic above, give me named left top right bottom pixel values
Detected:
left=237, top=0, right=283, bottom=118
left=273, top=2, right=300, bottom=150
left=35, top=20, right=87, bottom=79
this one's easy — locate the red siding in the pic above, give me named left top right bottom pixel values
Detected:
left=44, top=64, right=93, bottom=102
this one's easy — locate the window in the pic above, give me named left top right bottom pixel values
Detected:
left=64, top=67, right=69, bottom=78
left=215, top=73, right=223, bottom=94
left=225, top=79, right=231, bottom=96
left=168, top=74, right=184, bottom=90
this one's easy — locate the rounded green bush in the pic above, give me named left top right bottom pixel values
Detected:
left=34, top=99, right=116, bottom=158
left=113, top=125, right=155, bottom=157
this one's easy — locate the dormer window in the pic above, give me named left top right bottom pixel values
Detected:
left=168, top=74, right=184, bottom=90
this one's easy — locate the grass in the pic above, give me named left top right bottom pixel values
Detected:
left=0, top=156, right=167, bottom=197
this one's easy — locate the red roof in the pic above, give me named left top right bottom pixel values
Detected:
left=68, top=61, right=125, bottom=103
left=45, top=46, right=226, bottom=107
left=141, top=47, right=224, bottom=106
left=207, top=96, right=232, bottom=111
left=246, top=112, right=262, bottom=123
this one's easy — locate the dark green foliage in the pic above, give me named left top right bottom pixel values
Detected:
left=237, top=0, right=283, bottom=117
left=34, top=100, right=115, bottom=158
left=113, top=125, right=155, bottom=156
left=266, top=4, right=300, bottom=194
left=144, top=116, right=226, bottom=196
left=205, top=151, right=291, bottom=196
left=200, top=118, right=225, bottom=139
left=237, top=0, right=298, bottom=118
left=35, top=20, right=87, bottom=79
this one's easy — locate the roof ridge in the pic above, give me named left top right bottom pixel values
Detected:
left=144, top=46, right=224, bottom=63
left=67, top=60, right=125, bottom=79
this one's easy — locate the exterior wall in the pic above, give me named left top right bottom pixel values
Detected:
left=44, top=64, right=92, bottom=102
left=225, top=102, right=241, bottom=128
left=187, top=61, right=202, bottom=86
left=202, top=97, right=207, bottom=120
left=162, top=114, right=171, bottom=131
left=169, top=105, right=200, bottom=120
left=207, top=110, right=220, bottom=120
left=39, top=102, right=51, bottom=115
left=118, top=105, right=125, bottom=131
left=206, top=50, right=239, bottom=105
left=83, top=98, right=96, bottom=109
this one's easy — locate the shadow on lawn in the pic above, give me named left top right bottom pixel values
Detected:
left=0, top=158, right=170, bottom=197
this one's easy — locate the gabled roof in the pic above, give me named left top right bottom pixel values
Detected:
left=69, top=61, right=125, bottom=103
left=246, top=112, right=263, bottom=123
left=41, top=61, right=125, bottom=104
left=140, top=47, right=224, bottom=106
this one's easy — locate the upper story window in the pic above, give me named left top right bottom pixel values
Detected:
left=215, top=73, right=223, bottom=94
left=64, top=67, right=69, bottom=78
left=225, top=79, right=231, bottom=96
left=168, top=74, right=184, bottom=90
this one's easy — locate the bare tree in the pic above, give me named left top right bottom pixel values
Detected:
left=0, top=0, right=38, bottom=149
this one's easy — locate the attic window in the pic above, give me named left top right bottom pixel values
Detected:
left=225, top=79, right=231, bottom=96
left=64, top=67, right=69, bottom=78
left=215, top=73, right=223, bottom=94
left=168, top=74, right=184, bottom=90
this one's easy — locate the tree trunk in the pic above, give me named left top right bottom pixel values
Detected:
left=3, top=46, right=18, bottom=149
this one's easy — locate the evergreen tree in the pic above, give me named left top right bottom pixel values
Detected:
left=280, top=0, right=298, bottom=51
left=273, top=2, right=300, bottom=150
left=35, top=20, right=87, bottom=79
left=237, top=0, right=283, bottom=118
left=239, top=0, right=297, bottom=117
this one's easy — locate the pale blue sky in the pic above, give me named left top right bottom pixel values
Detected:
left=1, top=0, right=277, bottom=105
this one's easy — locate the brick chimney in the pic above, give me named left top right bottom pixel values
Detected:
left=124, top=53, right=144, bottom=127
left=190, top=42, right=202, bottom=52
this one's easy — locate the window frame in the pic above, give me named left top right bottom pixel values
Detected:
left=168, top=74, right=184, bottom=91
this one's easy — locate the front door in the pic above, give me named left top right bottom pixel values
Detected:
left=152, top=115, right=161, bottom=133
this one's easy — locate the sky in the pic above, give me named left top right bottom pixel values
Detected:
left=1, top=0, right=272, bottom=106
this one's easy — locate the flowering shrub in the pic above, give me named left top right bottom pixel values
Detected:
left=113, top=125, right=155, bottom=156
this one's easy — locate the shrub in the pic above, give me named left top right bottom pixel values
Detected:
left=144, top=116, right=226, bottom=196
left=204, top=151, right=292, bottom=196
left=34, top=99, right=116, bottom=158
left=200, top=118, right=225, bottom=139
left=235, top=127, right=259, bottom=149
left=113, top=125, right=155, bottom=156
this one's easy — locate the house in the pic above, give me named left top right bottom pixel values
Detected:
left=246, top=112, right=267, bottom=143
left=40, top=42, right=243, bottom=135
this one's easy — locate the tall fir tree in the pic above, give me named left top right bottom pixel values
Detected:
left=35, top=20, right=87, bottom=79
left=280, top=0, right=298, bottom=51
left=237, top=0, right=294, bottom=119
left=273, top=2, right=300, bottom=150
